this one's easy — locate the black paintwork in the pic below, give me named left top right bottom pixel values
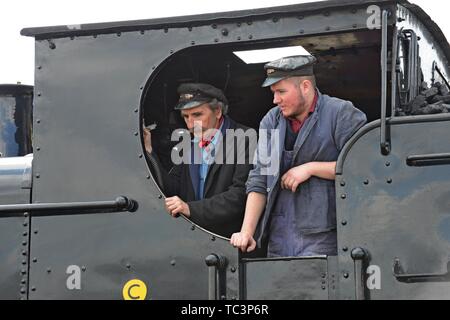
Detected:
left=0, top=0, right=448, bottom=300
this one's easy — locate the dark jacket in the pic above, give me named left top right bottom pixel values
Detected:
left=246, top=90, right=367, bottom=246
left=156, top=116, right=253, bottom=238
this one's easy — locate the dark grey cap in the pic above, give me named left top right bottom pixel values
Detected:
left=262, top=55, right=317, bottom=87
left=174, top=83, right=228, bottom=110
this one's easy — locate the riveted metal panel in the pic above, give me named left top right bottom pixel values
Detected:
left=336, top=115, right=450, bottom=299
left=243, top=257, right=329, bottom=300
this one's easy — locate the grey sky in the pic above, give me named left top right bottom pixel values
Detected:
left=0, top=0, right=447, bottom=85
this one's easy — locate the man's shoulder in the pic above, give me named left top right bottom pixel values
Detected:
left=320, top=93, right=353, bottom=110
left=227, top=117, right=251, bottom=131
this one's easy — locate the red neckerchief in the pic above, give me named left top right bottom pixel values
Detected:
left=289, top=92, right=318, bottom=134
left=199, top=116, right=224, bottom=148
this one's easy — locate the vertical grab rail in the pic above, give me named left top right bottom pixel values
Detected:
left=380, top=9, right=391, bottom=156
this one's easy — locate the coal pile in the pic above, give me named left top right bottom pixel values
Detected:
left=397, top=82, right=450, bottom=116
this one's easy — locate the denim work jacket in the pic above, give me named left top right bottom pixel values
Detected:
left=246, top=90, right=367, bottom=246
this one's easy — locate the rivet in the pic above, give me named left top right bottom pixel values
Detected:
left=32, top=258, right=37, bottom=263
left=146, top=175, right=151, bottom=179
left=298, top=15, right=304, bottom=20
left=37, top=66, right=42, bottom=70
left=231, top=296, right=237, bottom=300
left=23, top=222, right=28, bottom=227
left=81, top=266, right=86, bottom=272
left=220, top=295, right=226, bottom=300
left=299, top=29, right=304, bottom=34
left=93, top=34, right=97, bottom=38
left=117, top=32, right=121, bottom=37
left=353, top=24, right=358, bottom=28
left=170, top=260, right=176, bottom=266
left=36, top=147, right=41, bottom=151
left=340, top=181, right=345, bottom=187
left=21, top=279, right=26, bottom=284
left=351, top=9, right=357, bottom=14
left=164, top=28, right=168, bottom=33
left=152, top=66, right=156, bottom=70
left=140, top=86, right=143, bottom=90
left=191, top=225, right=195, bottom=231
left=387, top=178, right=393, bottom=184
left=36, top=174, right=40, bottom=178
left=36, top=119, right=40, bottom=124
left=341, top=220, right=347, bottom=226
left=211, top=24, right=217, bottom=29
left=326, top=26, right=331, bottom=31
left=321, top=273, right=327, bottom=278
left=22, top=250, right=27, bottom=256
left=70, top=36, right=74, bottom=40
left=169, top=50, right=174, bottom=54
left=385, top=162, right=391, bottom=167
left=47, top=268, right=51, bottom=273
left=24, top=212, right=29, bottom=217
left=134, top=132, right=138, bottom=136
left=247, top=21, right=252, bottom=25
left=322, top=286, right=326, bottom=290
left=273, top=17, right=279, bottom=23
left=214, top=38, right=219, bottom=43
left=237, top=36, right=241, bottom=41
left=363, top=180, right=369, bottom=185
left=343, top=246, right=348, bottom=252
left=248, top=35, right=253, bottom=39
left=221, top=29, right=228, bottom=36
left=22, top=260, right=27, bottom=265
left=343, top=272, right=349, bottom=279
left=188, top=27, right=193, bottom=31
left=211, top=236, right=216, bottom=241
left=22, top=241, right=27, bottom=246
left=140, top=30, right=145, bottom=35
left=139, top=154, right=143, bottom=158
left=237, top=23, right=241, bottom=27
left=37, top=93, right=41, bottom=97
left=134, top=109, right=138, bottom=113
left=20, top=288, right=26, bottom=294
left=31, top=287, right=36, bottom=292
left=23, top=232, right=28, bottom=236
left=34, top=230, right=38, bottom=234
left=126, top=263, right=131, bottom=269
left=21, top=269, right=27, bottom=275
left=158, top=194, right=163, bottom=199
left=231, top=267, right=236, bottom=273
left=341, top=194, right=346, bottom=199
left=191, top=41, right=195, bottom=45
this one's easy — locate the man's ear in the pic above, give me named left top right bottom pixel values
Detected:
left=301, top=79, right=314, bottom=94
left=216, top=107, right=223, bottom=120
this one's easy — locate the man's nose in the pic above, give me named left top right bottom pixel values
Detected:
left=273, top=93, right=281, bottom=105
left=185, top=117, right=194, bottom=129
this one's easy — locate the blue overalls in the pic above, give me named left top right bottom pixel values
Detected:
left=267, top=120, right=337, bottom=257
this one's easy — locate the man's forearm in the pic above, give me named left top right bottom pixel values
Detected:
left=240, top=192, right=267, bottom=236
left=306, top=161, right=336, bottom=180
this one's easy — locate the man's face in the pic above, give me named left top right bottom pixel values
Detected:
left=181, top=103, right=222, bottom=138
left=270, top=79, right=307, bottom=119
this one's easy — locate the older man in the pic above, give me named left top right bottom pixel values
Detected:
left=144, top=83, right=253, bottom=238
left=230, top=55, right=367, bottom=257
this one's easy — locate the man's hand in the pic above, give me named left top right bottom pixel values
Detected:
left=281, top=163, right=312, bottom=192
left=143, top=127, right=152, bottom=154
left=165, top=196, right=190, bottom=218
left=230, top=231, right=257, bottom=253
